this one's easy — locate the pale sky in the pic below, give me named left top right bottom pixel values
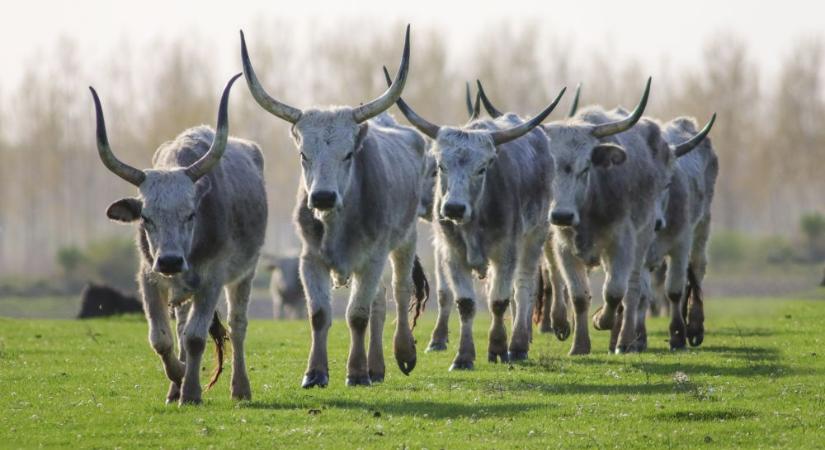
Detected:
left=1, top=0, right=824, bottom=89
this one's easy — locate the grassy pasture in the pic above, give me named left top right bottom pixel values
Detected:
left=1, top=295, right=824, bottom=449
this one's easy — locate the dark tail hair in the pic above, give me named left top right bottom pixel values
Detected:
left=205, top=310, right=229, bottom=391
left=409, top=255, right=430, bottom=329
left=533, top=269, right=546, bottom=325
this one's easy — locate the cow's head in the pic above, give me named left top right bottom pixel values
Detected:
left=241, top=26, right=410, bottom=214
left=540, top=78, right=652, bottom=228
left=389, top=72, right=565, bottom=225
left=652, top=114, right=716, bottom=231
left=90, top=74, right=240, bottom=276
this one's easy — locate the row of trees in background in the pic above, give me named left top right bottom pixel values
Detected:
left=0, top=22, right=824, bottom=277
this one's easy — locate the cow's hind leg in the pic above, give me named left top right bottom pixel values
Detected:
left=509, top=230, right=544, bottom=361
left=687, top=217, right=710, bottom=347
left=166, top=302, right=190, bottom=403
left=486, top=249, right=515, bottom=364
left=226, top=271, right=255, bottom=400
left=179, top=284, right=222, bottom=404
left=390, top=237, right=418, bottom=376
left=345, top=258, right=385, bottom=386
left=546, top=243, right=571, bottom=341
left=427, top=253, right=453, bottom=352
left=368, top=287, right=387, bottom=383
left=554, top=243, right=591, bottom=355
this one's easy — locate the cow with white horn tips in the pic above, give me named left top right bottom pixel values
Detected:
left=90, top=73, right=268, bottom=404
left=241, top=25, right=430, bottom=388
left=388, top=66, right=564, bottom=368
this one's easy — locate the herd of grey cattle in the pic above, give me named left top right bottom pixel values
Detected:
left=89, top=26, right=717, bottom=404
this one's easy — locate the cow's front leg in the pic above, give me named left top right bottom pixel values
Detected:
left=487, top=251, right=516, bottom=364
left=445, top=254, right=476, bottom=370
left=593, top=231, right=634, bottom=335
left=510, top=231, right=545, bottom=361
left=226, top=272, right=255, bottom=400
left=179, top=284, right=222, bottom=404
left=665, top=243, right=690, bottom=350
left=554, top=241, right=591, bottom=355
left=166, top=302, right=190, bottom=403
left=390, top=239, right=418, bottom=376
left=300, top=253, right=332, bottom=388
left=368, top=287, right=387, bottom=383
left=427, top=251, right=453, bottom=352
left=139, top=274, right=184, bottom=401
left=346, top=258, right=385, bottom=386
left=614, top=231, right=650, bottom=354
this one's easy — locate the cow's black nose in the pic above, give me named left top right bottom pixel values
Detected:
left=550, top=210, right=575, bottom=226
left=654, top=219, right=665, bottom=231
left=156, top=256, right=184, bottom=274
left=310, top=191, right=338, bottom=210
left=443, top=203, right=467, bottom=219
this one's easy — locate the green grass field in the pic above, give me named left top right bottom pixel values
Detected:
left=2, top=296, right=824, bottom=449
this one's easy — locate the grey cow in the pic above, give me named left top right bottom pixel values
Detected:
left=642, top=116, right=718, bottom=350
left=266, top=256, right=306, bottom=320
left=389, top=68, right=565, bottom=369
left=90, top=74, right=268, bottom=404
left=473, top=82, right=581, bottom=338
left=242, top=26, right=430, bottom=388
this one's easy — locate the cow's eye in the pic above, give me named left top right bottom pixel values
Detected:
left=186, top=213, right=196, bottom=222
left=476, top=167, right=487, bottom=176
left=300, top=152, right=308, bottom=162
left=578, top=166, right=590, bottom=178
left=430, top=169, right=437, bottom=178
left=438, top=164, right=446, bottom=173
left=343, top=152, right=354, bottom=162
left=141, top=215, right=153, bottom=228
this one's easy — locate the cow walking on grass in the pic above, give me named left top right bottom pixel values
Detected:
left=266, top=256, right=306, bottom=320
left=241, top=26, right=430, bottom=388
left=642, top=116, right=718, bottom=349
left=90, top=74, right=268, bottom=404
left=389, top=68, right=565, bottom=368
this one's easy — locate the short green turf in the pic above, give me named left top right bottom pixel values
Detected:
left=1, top=296, right=824, bottom=449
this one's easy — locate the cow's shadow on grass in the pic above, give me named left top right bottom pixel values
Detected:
left=243, top=398, right=549, bottom=418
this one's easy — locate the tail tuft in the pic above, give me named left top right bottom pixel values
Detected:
left=206, top=310, right=229, bottom=391
left=409, top=255, right=430, bottom=329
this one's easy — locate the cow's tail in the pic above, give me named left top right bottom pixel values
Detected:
left=409, top=255, right=430, bottom=329
left=205, top=310, right=229, bottom=391
left=533, top=269, right=546, bottom=325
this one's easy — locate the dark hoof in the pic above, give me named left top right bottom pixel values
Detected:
left=688, top=333, right=704, bottom=347
left=670, top=343, right=688, bottom=352
left=615, top=343, right=642, bottom=354
left=166, top=383, right=181, bottom=404
left=345, top=375, right=372, bottom=386
left=508, top=350, right=528, bottom=362
left=179, top=397, right=202, bottom=406
left=592, top=307, right=614, bottom=331
left=369, top=371, right=385, bottom=384
left=554, top=323, right=571, bottom=341
left=396, top=356, right=416, bottom=375
left=426, top=341, right=448, bottom=352
left=487, top=351, right=510, bottom=364
left=449, top=359, right=474, bottom=371
left=301, top=370, right=329, bottom=389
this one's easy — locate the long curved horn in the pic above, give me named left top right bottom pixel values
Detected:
left=382, top=66, right=440, bottom=139
left=89, top=87, right=146, bottom=186
left=465, top=82, right=474, bottom=117
left=240, top=30, right=302, bottom=124
left=468, top=90, right=482, bottom=121
left=671, top=113, right=716, bottom=157
left=185, top=74, right=241, bottom=181
left=591, top=77, right=651, bottom=138
left=568, top=83, right=581, bottom=117
left=476, top=80, right=503, bottom=119
left=352, top=25, right=411, bottom=123
left=489, top=87, right=566, bottom=146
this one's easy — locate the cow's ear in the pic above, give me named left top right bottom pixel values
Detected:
left=194, top=177, right=212, bottom=206
left=355, top=123, right=369, bottom=151
left=106, top=198, right=142, bottom=223
left=591, top=143, right=627, bottom=167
